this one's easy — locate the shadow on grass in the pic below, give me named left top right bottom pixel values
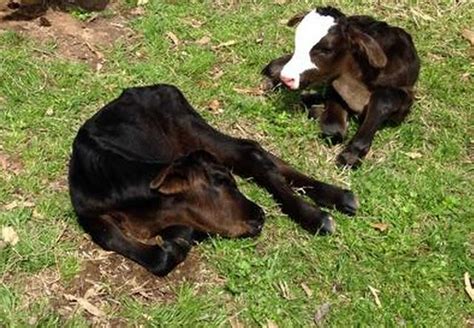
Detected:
left=263, top=84, right=407, bottom=149
left=1, top=0, right=109, bottom=21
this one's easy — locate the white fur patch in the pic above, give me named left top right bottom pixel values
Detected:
left=280, top=11, right=336, bottom=89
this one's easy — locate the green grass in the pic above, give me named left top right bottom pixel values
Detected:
left=1, top=1, right=473, bottom=327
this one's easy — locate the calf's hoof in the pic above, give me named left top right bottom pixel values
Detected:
left=320, top=123, right=346, bottom=146
left=336, top=150, right=363, bottom=168
left=299, top=204, right=336, bottom=235
left=321, top=131, right=344, bottom=146
left=336, top=190, right=359, bottom=216
left=318, top=213, right=336, bottom=235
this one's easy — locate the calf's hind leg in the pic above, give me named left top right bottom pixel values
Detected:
left=318, top=89, right=350, bottom=145
left=266, top=153, right=358, bottom=216
left=319, top=100, right=349, bottom=145
left=215, top=140, right=337, bottom=234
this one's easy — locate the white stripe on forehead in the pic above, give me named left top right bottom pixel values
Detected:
left=280, top=10, right=336, bottom=89
left=294, top=10, right=335, bottom=64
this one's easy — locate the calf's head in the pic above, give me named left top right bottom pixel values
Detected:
left=151, top=151, right=264, bottom=238
left=280, top=7, right=387, bottom=89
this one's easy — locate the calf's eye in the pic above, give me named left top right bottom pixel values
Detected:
left=319, top=47, right=333, bottom=54
left=213, top=174, right=229, bottom=186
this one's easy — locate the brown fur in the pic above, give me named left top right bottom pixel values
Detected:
left=261, top=7, right=420, bottom=167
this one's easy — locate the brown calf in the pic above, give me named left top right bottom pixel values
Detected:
left=262, top=6, right=420, bottom=167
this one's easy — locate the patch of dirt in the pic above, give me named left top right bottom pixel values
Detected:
left=0, top=1, right=136, bottom=69
left=10, top=234, right=225, bottom=324
left=46, top=175, right=68, bottom=192
left=0, top=149, right=24, bottom=179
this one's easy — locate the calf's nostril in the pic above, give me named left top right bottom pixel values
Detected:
left=253, top=206, right=265, bottom=221
left=281, top=77, right=294, bottom=86
left=248, top=219, right=263, bottom=233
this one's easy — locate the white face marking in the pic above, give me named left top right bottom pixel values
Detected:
left=280, top=11, right=336, bottom=89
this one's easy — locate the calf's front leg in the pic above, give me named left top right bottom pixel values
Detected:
left=337, top=88, right=411, bottom=167
left=81, top=213, right=195, bottom=276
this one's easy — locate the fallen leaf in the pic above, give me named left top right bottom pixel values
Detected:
left=332, top=283, right=343, bottom=293
left=213, top=40, right=237, bottom=49
left=49, top=178, right=68, bottom=192
left=0, top=151, right=23, bottom=175
left=130, top=6, right=145, bottom=16
left=461, top=72, right=470, bottom=81
left=84, top=42, right=104, bottom=60
left=137, top=0, right=148, bottom=5
left=229, top=317, right=244, bottom=328
left=195, top=36, right=211, bottom=45
left=278, top=280, right=294, bottom=300
left=368, top=285, right=382, bottom=308
left=85, top=13, right=99, bottom=23
left=32, top=208, right=45, bottom=219
left=404, top=151, right=422, bottom=159
left=4, top=200, right=19, bottom=210
left=301, top=283, right=313, bottom=297
left=166, top=32, right=180, bottom=47
left=211, top=67, right=224, bottom=80
left=266, top=319, right=279, bottom=328
left=233, top=87, right=265, bottom=96
left=427, top=53, right=443, bottom=62
left=183, top=18, right=204, bottom=28
left=64, top=294, right=105, bottom=318
left=466, top=318, right=474, bottom=327
left=4, top=199, right=34, bottom=210
left=464, top=272, right=474, bottom=301
left=462, top=29, right=474, bottom=46
left=45, top=108, right=54, bottom=116
left=27, top=316, right=37, bottom=326
left=23, top=200, right=34, bottom=207
left=0, top=226, right=19, bottom=249
left=84, top=286, right=102, bottom=300
left=207, top=100, right=223, bottom=114
left=371, top=222, right=389, bottom=232
left=410, top=8, right=434, bottom=22
left=314, top=303, right=331, bottom=326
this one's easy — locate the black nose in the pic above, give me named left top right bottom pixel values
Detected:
left=246, top=206, right=265, bottom=236
left=251, top=205, right=265, bottom=222
left=247, top=219, right=264, bottom=236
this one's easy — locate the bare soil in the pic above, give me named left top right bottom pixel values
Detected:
left=0, top=1, right=136, bottom=68
left=10, top=233, right=224, bottom=323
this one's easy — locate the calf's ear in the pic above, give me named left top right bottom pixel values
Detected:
left=347, top=26, right=387, bottom=68
left=287, top=11, right=309, bottom=27
left=150, top=166, right=190, bottom=195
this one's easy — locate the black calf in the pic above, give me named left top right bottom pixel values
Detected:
left=69, top=84, right=358, bottom=275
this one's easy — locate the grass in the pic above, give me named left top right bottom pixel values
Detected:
left=1, top=0, right=473, bottom=326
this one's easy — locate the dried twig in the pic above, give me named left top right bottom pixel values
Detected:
left=464, top=272, right=474, bottom=301
left=368, top=285, right=382, bottom=308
